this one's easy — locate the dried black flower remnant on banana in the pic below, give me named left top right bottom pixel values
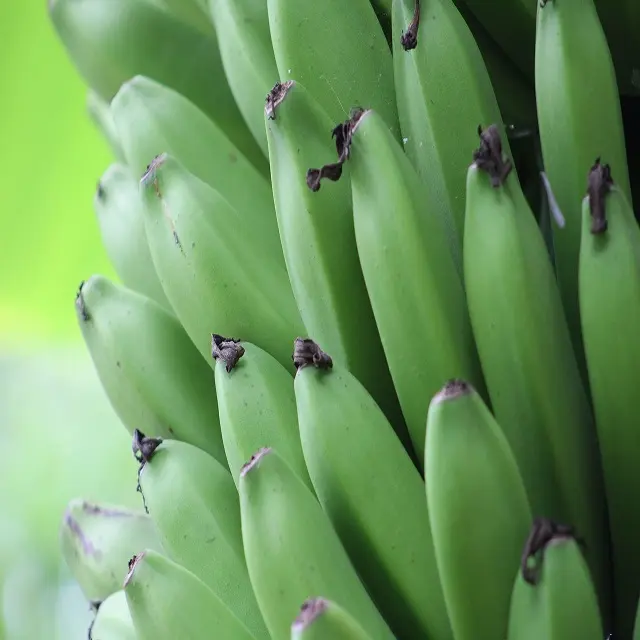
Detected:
left=587, top=158, right=614, bottom=235
left=472, top=124, right=513, bottom=187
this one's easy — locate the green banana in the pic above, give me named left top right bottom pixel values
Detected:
left=124, top=550, right=257, bottom=640
left=88, top=590, right=136, bottom=640
left=579, top=160, right=640, bottom=640
left=267, top=0, right=400, bottom=137
left=239, top=447, right=395, bottom=640
left=391, top=0, right=519, bottom=259
left=206, top=0, right=279, bottom=155
left=310, top=107, right=485, bottom=463
left=49, top=0, right=262, bottom=165
left=139, top=153, right=304, bottom=370
left=293, top=339, right=452, bottom=639
left=60, top=498, right=163, bottom=604
left=145, top=0, right=213, bottom=35
left=425, top=379, right=533, bottom=640
left=212, top=337, right=312, bottom=490
left=462, top=125, right=611, bottom=621
left=94, top=164, right=172, bottom=313
left=291, top=598, right=374, bottom=640
left=265, top=80, right=405, bottom=437
left=135, top=437, right=269, bottom=639
left=535, top=0, right=632, bottom=384
left=507, top=519, right=604, bottom=640
left=86, top=89, right=126, bottom=163
left=76, top=276, right=227, bottom=466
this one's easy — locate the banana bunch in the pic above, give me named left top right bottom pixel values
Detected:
left=49, top=0, right=640, bottom=638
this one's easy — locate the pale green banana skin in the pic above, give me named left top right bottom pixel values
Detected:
left=139, top=154, right=305, bottom=371
left=59, top=499, right=163, bottom=604
left=214, top=340, right=312, bottom=490
left=579, top=186, right=640, bottom=640
left=392, top=0, right=518, bottom=261
left=76, top=275, right=227, bottom=466
left=507, top=536, right=603, bottom=640
left=145, top=0, right=213, bottom=36
left=463, top=161, right=611, bottom=621
left=88, top=590, right=136, bottom=640
left=265, top=81, right=406, bottom=440
left=347, top=109, right=486, bottom=463
left=48, top=0, right=262, bottom=165
left=239, top=448, right=395, bottom=640
left=137, top=439, right=269, bottom=639
left=294, top=359, right=453, bottom=640
left=124, top=550, right=258, bottom=640
left=206, top=0, right=279, bottom=155
left=291, top=598, right=374, bottom=640
left=425, top=381, right=533, bottom=640
left=535, top=0, right=632, bottom=388
left=267, top=0, right=400, bottom=138
left=86, top=89, right=126, bottom=163
left=95, top=164, right=172, bottom=313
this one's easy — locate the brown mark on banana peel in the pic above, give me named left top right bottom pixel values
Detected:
left=63, top=510, right=97, bottom=557
left=292, top=338, right=333, bottom=372
left=587, top=158, right=614, bottom=235
left=75, top=281, right=90, bottom=322
left=306, top=108, right=369, bottom=192
left=265, top=80, right=295, bottom=120
left=240, top=447, right=272, bottom=478
left=520, top=517, right=584, bottom=585
left=123, top=552, right=145, bottom=588
left=292, top=598, right=329, bottom=631
left=211, top=334, right=245, bottom=372
left=400, top=0, right=420, bottom=51
left=472, top=124, right=513, bottom=187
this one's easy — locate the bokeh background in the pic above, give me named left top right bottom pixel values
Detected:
left=1, top=4, right=144, bottom=638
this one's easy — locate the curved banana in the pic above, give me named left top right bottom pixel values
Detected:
left=507, top=518, right=604, bottom=640
left=76, top=275, right=227, bottom=466
left=48, top=0, right=261, bottom=164
left=239, top=447, right=395, bottom=640
left=135, top=437, right=269, bottom=639
left=139, top=154, right=304, bottom=370
left=212, top=337, right=312, bottom=490
left=206, top=0, right=279, bottom=155
left=293, top=339, right=452, bottom=639
left=579, top=161, right=640, bottom=639
left=124, top=550, right=258, bottom=640
left=94, top=164, right=172, bottom=312
left=463, top=125, right=611, bottom=620
left=425, top=379, right=533, bottom=640
left=265, top=80, right=406, bottom=438
left=310, top=107, right=485, bottom=463
left=291, top=598, right=374, bottom=640
left=86, top=90, right=126, bottom=163
left=88, top=591, right=136, bottom=640
left=267, top=0, right=400, bottom=137
left=60, top=498, right=163, bottom=605
left=145, top=0, right=213, bottom=35
left=535, top=0, right=632, bottom=384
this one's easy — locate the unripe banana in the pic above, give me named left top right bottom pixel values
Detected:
left=265, top=80, right=405, bottom=439
left=212, top=337, right=312, bottom=490
left=88, top=590, right=136, bottom=640
left=291, top=598, right=374, bottom=640
left=206, top=0, right=279, bottom=155
left=124, top=550, right=258, bottom=640
left=507, top=519, right=603, bottom=640
left=135, top=437, right=269, bottom=639
left=267, top=0, right=400, bottom=137
left=535, top=0, right=632, bottom=384
left=48, top=0, right=261, bottom=164
left=425, top=379, right=533, bottom=640
left=94, top=164, right=171, bottom=313
left=239, top=447, right=395, bottom=640
left=293, top=339, right=452, bottom=639
left=139, top=154, right=304, bottom=370
left=76, top=276, right=226, bottom=466
left=463, top=125, right=611, bottom=620
left=60, top=498, right=163, bottom=604
left=310, top=108, right=485, bottom=463
left=86, top=90, right=125, bottom=163
left=579, top=161, right=640, bottom=640
left=145, top=0, right=212, bottom=35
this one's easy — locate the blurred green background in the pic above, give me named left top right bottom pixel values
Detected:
left=0, top=3, right=142, bottom=638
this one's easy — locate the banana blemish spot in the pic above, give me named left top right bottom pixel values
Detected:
left=211, top=333, right=245, bottom=372
left=291, top=598, right=328, bottom=631
left=292, top=337, right=333, bottom=372
left=265, top=80, right=295, bottom=120
left=400, top=0, right=420, bottom=51
left=240, top=447, right=272, bottom=478
left=587, top=158, right=614, bottom=235
left=472, top=124, right=513, bottom=187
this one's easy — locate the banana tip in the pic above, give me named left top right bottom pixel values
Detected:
left=432, top=379, right=473, bottom=404
left=75, top=280, right=90, bottom=322
left=265, top=80, right=295, bottom=120
left=240, top=447, right=272, bottom=478
left=292, top=598, right=328, bottom=632
left=123, top=552, right=145, bottom=588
